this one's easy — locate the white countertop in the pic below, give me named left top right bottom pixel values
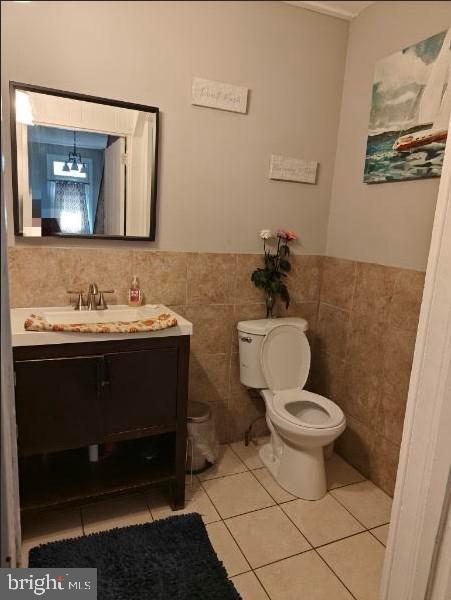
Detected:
left=10, top=305, right=193, bottom=347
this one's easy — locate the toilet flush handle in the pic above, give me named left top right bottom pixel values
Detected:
left=240, top=336, right=252, bottom=343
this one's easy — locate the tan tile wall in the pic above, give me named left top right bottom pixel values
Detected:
left=310, top=257, right=425, bottom=496
left=8, top=247, right=322, bottom=444
left=8, top=247, right=423, bottom=493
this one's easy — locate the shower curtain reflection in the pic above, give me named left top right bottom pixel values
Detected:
left=51, top=181, right=90, bottom=234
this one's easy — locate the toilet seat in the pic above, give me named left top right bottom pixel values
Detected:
left=260, top=323, right=344, bottom=432
left=260, top=324, right=311, bottom=391
left=271, top=389, right=345, bottom=429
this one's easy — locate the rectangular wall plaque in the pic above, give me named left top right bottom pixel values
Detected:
left=269, top=154, right=318, bottom=184
left=192, top=77, right=248, bottom=114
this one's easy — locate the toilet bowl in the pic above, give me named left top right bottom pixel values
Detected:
left=237, top=318, right=346, bottom=500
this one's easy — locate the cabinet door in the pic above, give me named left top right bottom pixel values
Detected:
left=102, top=348, right=178, bottom=438
left=15, top=356, right=102, bottom=456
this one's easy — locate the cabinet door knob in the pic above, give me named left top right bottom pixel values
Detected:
left=240, top=336, right=252, bottom=343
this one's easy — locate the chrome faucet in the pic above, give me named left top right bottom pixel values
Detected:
left=67, top=290, right=86, bottom=311
left=67, top=283, right=115, bottom=310
left=87, top=282, right=99, bottom=310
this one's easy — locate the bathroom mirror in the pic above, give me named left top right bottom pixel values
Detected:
left=10, top=82, right=159, bottom=240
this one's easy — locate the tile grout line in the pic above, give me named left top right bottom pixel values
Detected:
left=236, top=530, right=360, bottom=600
left=196, top=454, right=314, bottom=588
left=227, top=441, right=265, bottom=471
left=197, top=466, right=276, bottom=589
left=184, top=302, right=263, bottom=308
left=274, top=495, right=317, bottom=550
left=313, top=548, right=360, bottom=600
left=244, top=569, right=272, bottom=600
left=327, top=478, right=367, bottom=491
left=230, top=426, right=365, bottom=600
left=198, top=442, right=250, bottom=478
left=195, top=447, right=389, bottom=538
left=327, top=490, right=371, bottom=530
left=216, top=456, right=389, bottom=598
left=285, top=494, right=390, bottom=598
left=386, top=268, right=401, bottom=328
left=34, top=489, right=388, bottom=562
left=207, top=519, right=252, bottom=579
left=247, top=465, right=286, bottom=505
left=319, top=301, right=353, bottom=315
left=328, top=486, right=391, bottom=531
left=223, top=512, right=315, bottom=576
left=273, top=490, right=381, bottom=558
left=349, top=261, right=359, bottom=314
left=205, top=445, right=368, bottom=492
left=83, top=474, right=389, bottom=549
left=198, top=467, right=248, bottom=484
left=367, top=527, right=388, bottom=548
left=225, top=359, right=235, bottom=444
left=313, top=529, right=377, bottom=551
left=25, top=448, right=389, bottom=600
left=198, top=476, right=277, bottom=522
left=198, top=449, right=386, bottom=598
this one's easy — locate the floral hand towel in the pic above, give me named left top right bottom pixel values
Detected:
left=24, top=313, right=177, bottom=333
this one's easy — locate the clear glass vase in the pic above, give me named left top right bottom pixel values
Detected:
left=265, top=292, right=274, bottom=319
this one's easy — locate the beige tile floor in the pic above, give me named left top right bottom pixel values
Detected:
left=21, top=440, right=392, bottom=600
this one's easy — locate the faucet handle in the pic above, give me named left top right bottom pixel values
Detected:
left=67, top=290, right=86, bottom=311
left=97, top=290, right=115, bottom=310
left=87, top=282, right=100, bottom=310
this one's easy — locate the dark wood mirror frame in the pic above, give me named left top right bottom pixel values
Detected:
left=9, top=82, right=159, bottom=241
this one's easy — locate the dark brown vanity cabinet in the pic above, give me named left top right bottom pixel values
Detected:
left=13, top=336, right=189, bottom=512
left=14, top=356, right=102, bottom=456
left=102, top=348, right=178, bottom=439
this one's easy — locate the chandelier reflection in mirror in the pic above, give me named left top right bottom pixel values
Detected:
left=62, top=131, right=87, bottom=174
left=10, top=82, right=159, bottom=240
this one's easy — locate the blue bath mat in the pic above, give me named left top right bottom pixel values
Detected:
left=29, top=512, right=241, bottom=599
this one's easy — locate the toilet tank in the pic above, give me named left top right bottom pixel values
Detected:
left=237, top=318, right=308, bottom=389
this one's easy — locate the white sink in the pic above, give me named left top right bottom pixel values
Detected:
left=10, top=304, right=193, bottom=347
left=42, top=304, right=165, bottom=325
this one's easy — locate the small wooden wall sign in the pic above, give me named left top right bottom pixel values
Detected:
left=269, top=154, right=318, bottom=184
left=192, top=77, right=248, bottom=114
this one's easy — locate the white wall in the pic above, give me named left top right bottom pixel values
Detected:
left=1, top=0, right=348, bottom=254
left=327, top=1, right=451, bottom=271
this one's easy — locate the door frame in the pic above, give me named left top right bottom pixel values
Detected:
left=1, top=134, right=22, bottom=567
left=380, top=121, right=451, bottom=600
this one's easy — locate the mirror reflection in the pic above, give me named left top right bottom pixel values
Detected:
left=12, top=86, right=158, bottom=239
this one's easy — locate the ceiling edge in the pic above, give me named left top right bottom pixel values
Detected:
left=282, top=1, right=358, bottom=21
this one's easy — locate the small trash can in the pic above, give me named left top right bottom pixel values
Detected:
left=186, top=401, right=219, bottom=473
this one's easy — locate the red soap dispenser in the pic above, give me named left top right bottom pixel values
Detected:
left=128, top=275, right=143, bottom=307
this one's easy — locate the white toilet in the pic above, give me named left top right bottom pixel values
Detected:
left=237, top=317, right=346, bottom=500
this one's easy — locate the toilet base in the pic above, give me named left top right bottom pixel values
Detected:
left=260, top=440, right=327, bottom=500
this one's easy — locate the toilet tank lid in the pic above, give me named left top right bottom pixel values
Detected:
left=237, top=317, right=308, bottom=335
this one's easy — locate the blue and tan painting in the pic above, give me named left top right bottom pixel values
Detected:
left=364, top=29, right=451, bottom=183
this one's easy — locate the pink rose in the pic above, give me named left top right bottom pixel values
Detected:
left=277, top=229, right=297, bottom=241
